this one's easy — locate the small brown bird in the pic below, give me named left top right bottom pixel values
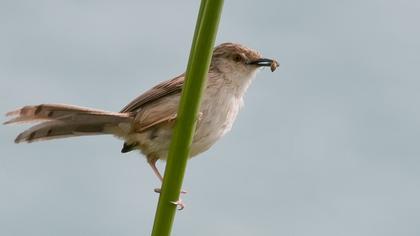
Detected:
left=5, top=42, right=279, bottom=208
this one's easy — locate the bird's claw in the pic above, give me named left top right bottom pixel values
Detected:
left=154, top=187, right=187, bottom=210
left=171, top=199, right=185, bottom=210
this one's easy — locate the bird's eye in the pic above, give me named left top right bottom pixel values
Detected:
left=233, top=54, right=242, bottom=62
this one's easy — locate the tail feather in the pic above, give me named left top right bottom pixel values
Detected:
left=5, top=104, right=133, bottom=143
left=4, top=104, right=121, bottom=124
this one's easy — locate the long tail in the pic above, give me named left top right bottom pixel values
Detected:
left=4, top=104, right=133, bottom=143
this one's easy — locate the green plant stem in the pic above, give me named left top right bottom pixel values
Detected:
left=150, top=0, right=224, bottom=235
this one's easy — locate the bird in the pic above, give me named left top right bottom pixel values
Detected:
left=4, top=42, right=279, bottom=208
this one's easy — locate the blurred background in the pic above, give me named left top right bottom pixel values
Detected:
left=1, top=0, right=420, bottom=235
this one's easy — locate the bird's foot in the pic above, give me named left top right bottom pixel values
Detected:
left=171, top=199, right=185, bottom=210
left=154, top=188, right=187, bottom=194
left=154, top=188, right=187, bottom=210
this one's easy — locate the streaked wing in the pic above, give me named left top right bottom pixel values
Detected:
left=134, top=93, right=180, bottom=132
left=121, top=72, right=217, bottom=131
left=120, top=74, right=185, bottom=113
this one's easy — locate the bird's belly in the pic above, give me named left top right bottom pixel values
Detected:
left=189, top=93, right=242, bottom=157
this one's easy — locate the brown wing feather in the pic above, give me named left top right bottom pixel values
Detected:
left=120, top=74, right=185, bottom=113
left=121, top=72, right=218, bottom=132
left=133, top=92, right=180, bottom=132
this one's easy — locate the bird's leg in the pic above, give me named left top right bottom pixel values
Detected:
left=147, top=158, right=187, bottom=210
left=148, top=158, right=163, bottom=182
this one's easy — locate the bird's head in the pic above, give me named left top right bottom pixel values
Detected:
left=210, top=42, right=279, bottom=79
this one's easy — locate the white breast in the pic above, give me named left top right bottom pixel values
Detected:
left=189, top=72, right=255, bottom=157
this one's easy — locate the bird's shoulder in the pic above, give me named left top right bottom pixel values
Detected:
left=120, top=74, right=185, bottom=113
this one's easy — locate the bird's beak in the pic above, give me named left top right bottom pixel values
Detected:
left=248, top=58, right=279, bottom=72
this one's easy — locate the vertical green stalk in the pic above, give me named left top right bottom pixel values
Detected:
left=150, top=0, right=224, bottom=236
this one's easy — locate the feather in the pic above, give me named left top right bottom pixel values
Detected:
left=4, top=104, right=119, bottom=124
left=120, top=74, right=185, bottom=112
left=5, top=104, right=133, bottom=143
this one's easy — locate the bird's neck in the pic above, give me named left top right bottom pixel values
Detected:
left=222, top=70, right=257, bottom=98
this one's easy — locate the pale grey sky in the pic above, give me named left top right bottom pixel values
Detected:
left=1, top=1, right=420, bottom=235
